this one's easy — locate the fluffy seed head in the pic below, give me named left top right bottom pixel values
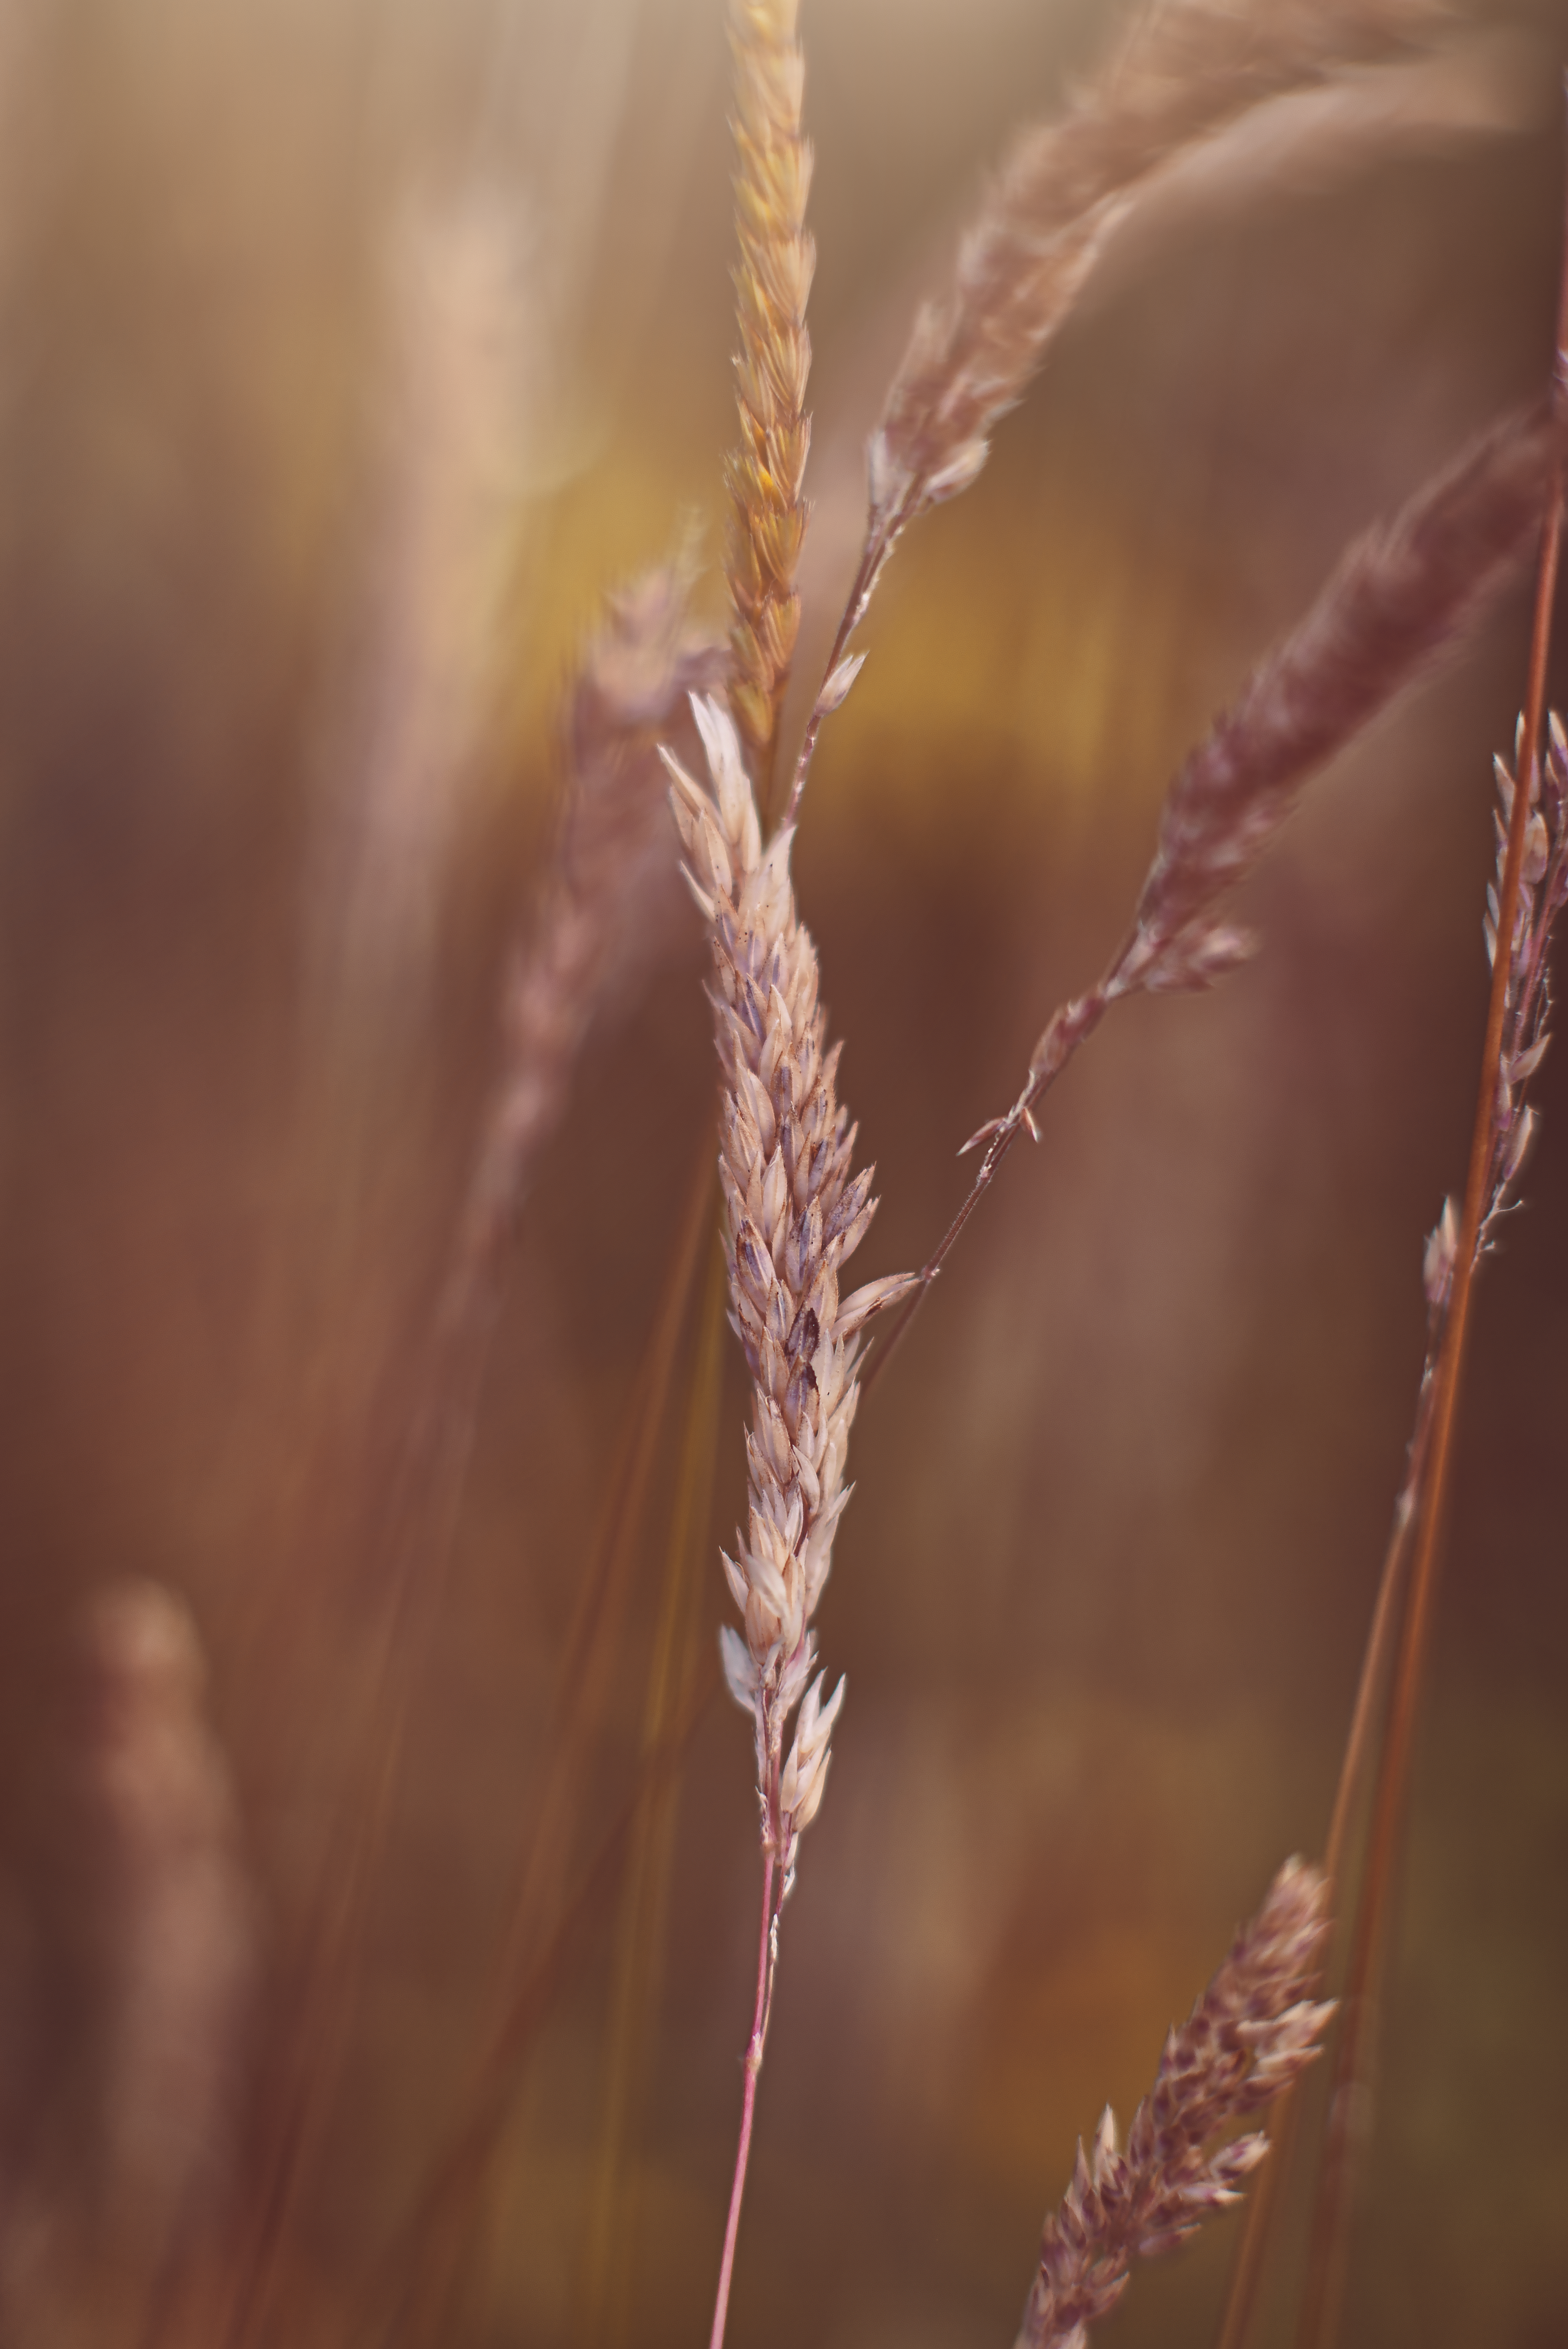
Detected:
left=663, top=697, right=915, bottom=1880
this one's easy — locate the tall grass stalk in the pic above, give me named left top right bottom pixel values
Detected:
left=1219, top=183, right=1568, bottom=2349
left=1297, top=451, right=1568, bottom=2349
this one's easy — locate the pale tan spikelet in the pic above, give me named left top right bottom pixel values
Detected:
left=662, top=697, right=915, bottom=1889
left=1015, top=1860, right=1334, bottom=2349
left=872, top=0, right=1439, bottom=528
left=725, top=0, right=814, bottom=793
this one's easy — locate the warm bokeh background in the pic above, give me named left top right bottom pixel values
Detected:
left=0, top=1, right=1564, bottom=2345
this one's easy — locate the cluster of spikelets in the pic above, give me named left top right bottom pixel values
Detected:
left=1016, top=1859, right=1335, bottom=2349
left=662, top=697, right=913, bottom=1884
left=1478, top=715, right=1568, bottom=1231
left=724, top=0, right=813, bottom=789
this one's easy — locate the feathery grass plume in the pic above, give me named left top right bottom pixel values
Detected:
left=1015, top=1859, right=1334, bottom=2349
left=664, top=695, right=914, bottom=1884
left=870, top=0, right=1437, bottom=535
left=862, top=398, right=1559, bottom=1396
left=725, top=0, right=814, bottom=794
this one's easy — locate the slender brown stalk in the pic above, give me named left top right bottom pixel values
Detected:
left=222, top=575, right=722, bottom=2349
left=861, top=400, right=1559, bottom=1403
left=354, top=1664, right=722, bottom=2349
left=1295, top=460, right=1567, bottom=2349
left=1221, top=672, right=1568, bottom=2349
left=360, top=1137, right=716, bottom=2349
left=1213, top=1369, right=1436, bottom=2349
left=726, top=0, right=814, bottom=801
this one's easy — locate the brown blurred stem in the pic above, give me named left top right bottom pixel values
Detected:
left=580, top=1232, right=728, bottom=2349
left=1213, top=1398, right=1435, bottom=2349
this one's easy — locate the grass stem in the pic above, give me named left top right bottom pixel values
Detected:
left=709, top=1838, right=779, bottom=2349
left=1292, top=257, right=1568, bottom=2349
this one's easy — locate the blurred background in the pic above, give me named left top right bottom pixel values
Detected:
left=0, top=0, right=1563, bottom=2343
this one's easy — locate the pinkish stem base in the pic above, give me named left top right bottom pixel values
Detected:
left=708, top=1848, right=776, bottom=2349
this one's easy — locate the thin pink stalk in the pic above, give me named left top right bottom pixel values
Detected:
left=709, top=1826, right=780, bottom=2349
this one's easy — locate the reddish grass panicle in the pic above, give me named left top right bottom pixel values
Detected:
left=1016, top=1859, right=1335, bottom=2349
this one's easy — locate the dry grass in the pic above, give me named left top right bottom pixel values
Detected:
left=0, top=3, right=1566, bottom=2349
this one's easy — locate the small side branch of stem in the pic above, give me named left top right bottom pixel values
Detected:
left=861, top=976, right=1118, bottom=1402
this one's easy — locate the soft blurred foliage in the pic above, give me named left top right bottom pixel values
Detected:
left=0, top=0, right=1564, bottom=2344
